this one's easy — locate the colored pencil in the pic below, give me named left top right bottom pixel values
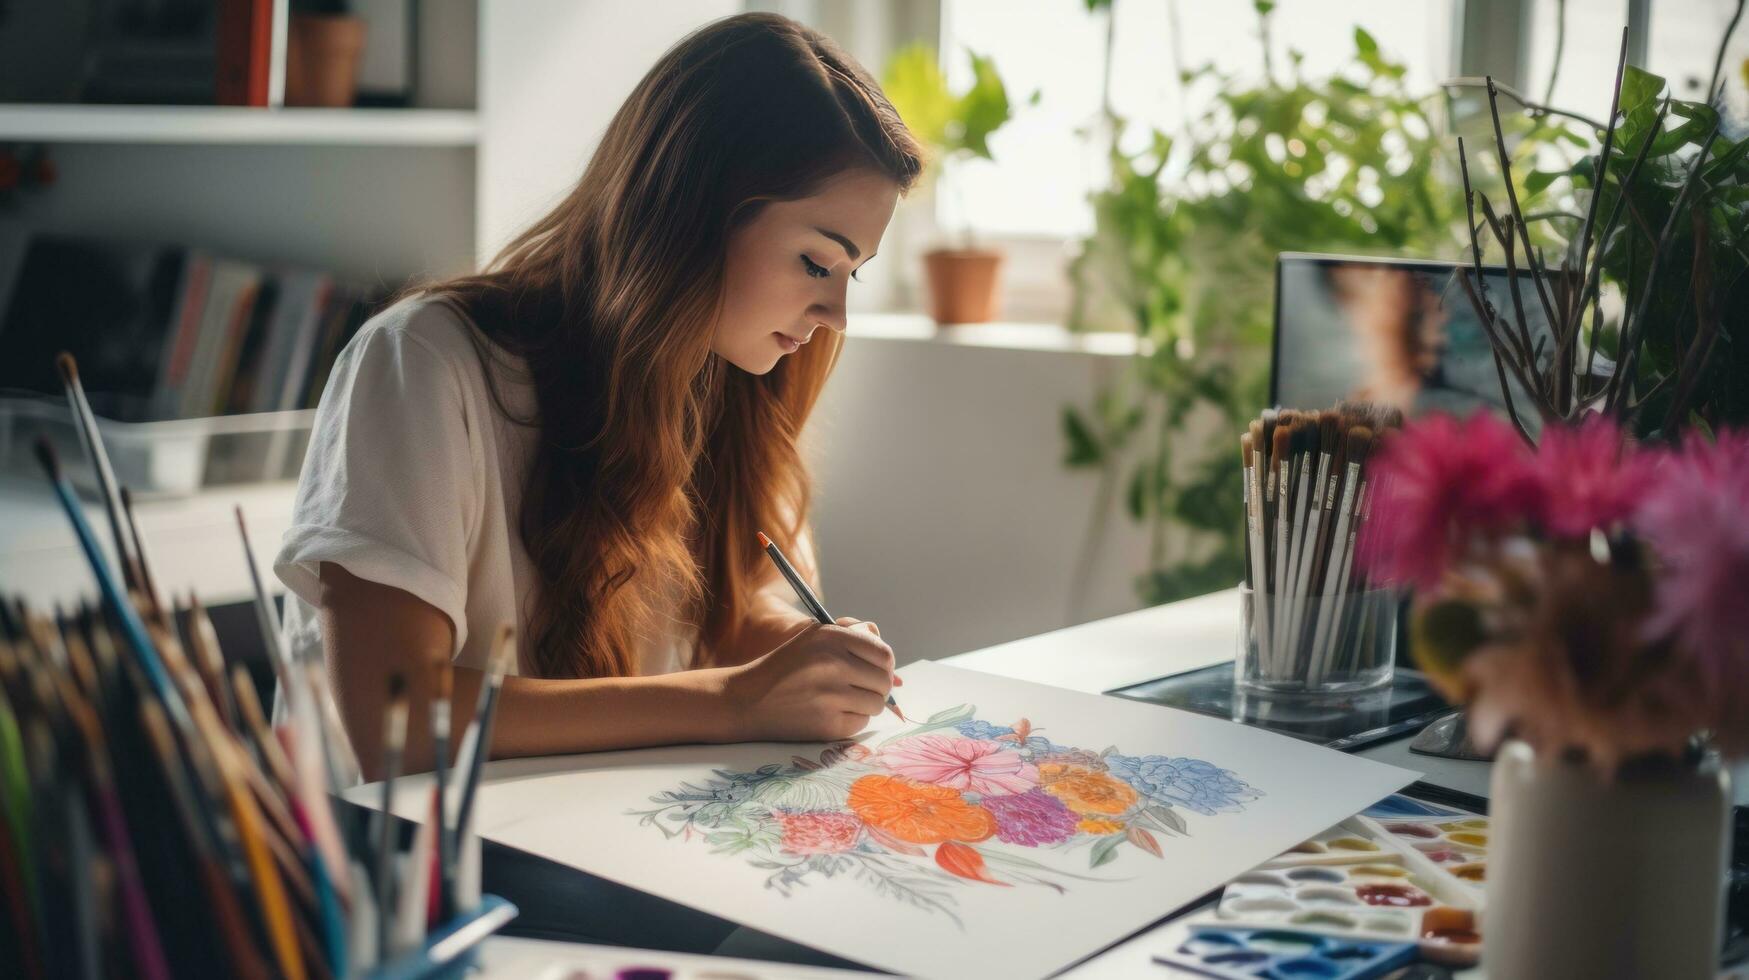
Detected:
left=432, top=655, right=455, bottom=922
left=452, top=628, right=514, bottom=849
left=756, top=531, right=902, bottom=719
left=375, top=673, right=408, bottom=967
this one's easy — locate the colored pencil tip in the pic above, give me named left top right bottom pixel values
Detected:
left=888, top=703, right=907, bottom=722
left=55, top=351, right=78, bottom=386
left=32, top=436, right=60, bottom=482
left=756, top=531, right=772, bottom=550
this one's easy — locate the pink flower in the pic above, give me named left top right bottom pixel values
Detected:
left=1532, top=415, right=1658, bottom=538
left=877, top=735, right=1039, bottom=796
left=775, top=810, right=863, bottom=855
left=1634, top=428, right=1749, bottom=744
left=979, top=788, right=1079, bottom=846
left=1358, top=412, right=1543, bottom=589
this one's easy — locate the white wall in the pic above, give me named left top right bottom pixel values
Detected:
left=475, top=0, right=741, bottom=263
left=807, top=329, right=1166, bottom=663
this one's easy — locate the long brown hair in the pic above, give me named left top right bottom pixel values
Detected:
left=425, top=13, right=922, bottom=678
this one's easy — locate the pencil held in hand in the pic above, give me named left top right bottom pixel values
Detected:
left=756, top=531, right=904, bottom=720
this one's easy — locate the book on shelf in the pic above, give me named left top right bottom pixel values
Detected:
left=0, top=230, right=380, bottom=425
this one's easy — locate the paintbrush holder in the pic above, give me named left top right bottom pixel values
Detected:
left=1236, top=585, right=1397, bottom=696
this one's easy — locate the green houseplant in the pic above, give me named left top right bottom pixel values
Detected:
left=1061, top=6, right=1575, bottom=610
left=883, top=44, right=1031, bottom=323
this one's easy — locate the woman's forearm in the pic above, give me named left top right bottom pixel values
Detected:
left=488, top=667, right=735, bottom=758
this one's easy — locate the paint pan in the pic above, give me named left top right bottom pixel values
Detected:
left=1266, top=818, right=1392, bottom=866
left=1356, top=814, right=1489, bottom=900
left=1221, top=849, right=1482, bottom=965
left=1154, top=926, right=1416, bottom=979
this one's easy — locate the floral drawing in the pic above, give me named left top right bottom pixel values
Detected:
left=631, top=705, right=1264, bottom=926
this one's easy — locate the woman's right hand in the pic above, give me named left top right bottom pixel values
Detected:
left=720, top=623, right=897, bottom=741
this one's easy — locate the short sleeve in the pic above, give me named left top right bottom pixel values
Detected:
left=273, top=319, right=480, bottom=654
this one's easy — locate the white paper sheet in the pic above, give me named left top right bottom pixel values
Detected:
left=376, top=660, right=1416, bottom=979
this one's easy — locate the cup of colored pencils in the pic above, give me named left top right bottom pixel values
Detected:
left=0, top=351, right=519, bottom=980
left=1236, top=402, right=1404, bottom=696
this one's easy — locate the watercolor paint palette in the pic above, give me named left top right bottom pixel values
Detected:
left=1154, top=926, right=1416, bottom=979
left=1215, top=860, right=1482, bottom=966
left=1263, top=818, right=1397, bottom=866
left=1356, top=813, right=1489, bottom=900
left=1212, top=801, right=1493, bottom=967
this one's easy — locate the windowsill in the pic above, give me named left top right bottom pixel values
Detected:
left=848, top=313, right=1138, bottom=358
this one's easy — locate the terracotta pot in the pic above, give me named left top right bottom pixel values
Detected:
left=922, top=248, right=1003, bottom=324
left=285, top=14, right=367, bottom=108
left=1486, top=739, right=1731, bottom=979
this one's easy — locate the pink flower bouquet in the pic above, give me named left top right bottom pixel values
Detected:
left=1358, top=413, right=1749, bottom=770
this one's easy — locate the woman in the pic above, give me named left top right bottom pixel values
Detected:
left=275, top=12, right=923, bottom=782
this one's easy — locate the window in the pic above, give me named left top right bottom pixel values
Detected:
left=937, top=0, right=1457, bottom=241
left=1648, top=0, right=1748, bottom=118
left=1525, top=0, right=1745, bottom=124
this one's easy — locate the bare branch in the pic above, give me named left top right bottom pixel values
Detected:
left=1486, top=77, right=1563, bottom=355
left=1609, top=123, right=1724, bottom=414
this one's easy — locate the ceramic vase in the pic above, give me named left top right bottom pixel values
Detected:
left=1486, top=739, right=1731, bottom=979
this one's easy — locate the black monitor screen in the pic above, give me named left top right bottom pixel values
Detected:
left=1271, top=253, right=1552, bottom=433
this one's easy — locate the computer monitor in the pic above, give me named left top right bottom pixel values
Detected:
left=1271, top=253, right=1553, bottom=433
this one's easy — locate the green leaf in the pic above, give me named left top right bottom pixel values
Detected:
left=1522, top=170, right=1563, bottom=197
left=1125, top=465, right=1147, bottom=520
left=926, top=703, right=975, bottom=725
left=881, top=44, right=952, bottom=153
left=1145, top=805, right=1189, bottom=836
left=1062, top=406, right=1105, bottom=467
left=954, top=49, right=1014, bottom=161
left=1089, top=833, right=1124, bottom=868
left=1618, top=66, right=1666, bottom=116
left=1353, top=27, right=1378, bottom=59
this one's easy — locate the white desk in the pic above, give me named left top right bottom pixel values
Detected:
left=438, top=588, right=1485, bottom=978
left=0, top=476, right=296, bottom=608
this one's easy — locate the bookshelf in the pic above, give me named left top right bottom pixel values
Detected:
left=0, top=104, right=480, bottom=147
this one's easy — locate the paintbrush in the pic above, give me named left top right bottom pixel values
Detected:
left=54, top=353, right=145, bottom=599
left=33, top=438, right=189, bottom=729
left=1267, top=421, right=1296, bottom=679
left=234, top=507, right=295, bottom=711
left=1276, top=421, right=1317, bottom=676
left=1241, top=431, right=1271, bottom=664
left=375, top=673, right=408, bottom=967
left=432, top=655, right=455, bottom=922
left=453, top=628, right=514, bottom=850
left=185, top=595, right=241, bottom=733
left=117, top=487, right=163, bottom=618
left=757, top=531, right=903, bottom=719
left=1308, top=427, right=1373, bottom=684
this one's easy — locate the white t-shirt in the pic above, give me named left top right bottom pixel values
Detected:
left=274, top=296, right=700, bottom=685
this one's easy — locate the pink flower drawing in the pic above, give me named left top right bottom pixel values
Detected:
left=775, top=810, right=864, bottom=855
left=877, top=735, right=1039, bottom=796
left=980, top=788, right=1079, bottom=846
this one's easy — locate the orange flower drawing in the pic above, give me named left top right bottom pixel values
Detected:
left=848, top=774, right=996, bottom=844
left=1077, top=817, right=1125, bottom=835
left=1039, top=763, right=1139, bottom=816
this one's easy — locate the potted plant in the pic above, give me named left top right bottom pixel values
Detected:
left=1356, top=34, right=1747, bottom=979
left=882, top=44, right=1028, bottom=324
left=285, top=0, right=368, bottom=108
